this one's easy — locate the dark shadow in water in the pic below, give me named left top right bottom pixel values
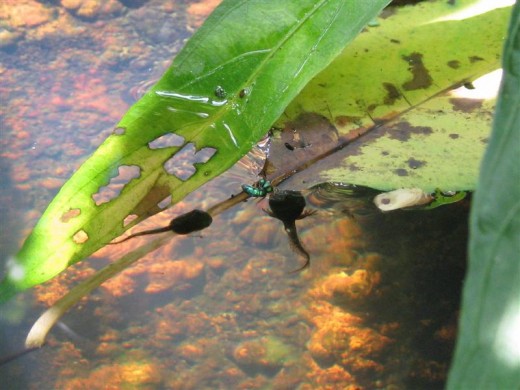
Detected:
left=0, top=157, right=26, bottom=264
left=359, top=200, right=469, bottom=389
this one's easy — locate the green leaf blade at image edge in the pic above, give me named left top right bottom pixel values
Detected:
left=448, top=2, right=520, bottom=388
left=281, top=1, right=511, bottom=192
left=0, top=0, right=391, bottom=300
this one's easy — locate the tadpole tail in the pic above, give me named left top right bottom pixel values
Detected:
left=283, top=223, right=310, bottom=273
left=109, top=226, right=172, bottom=245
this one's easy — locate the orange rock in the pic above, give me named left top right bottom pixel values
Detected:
left=11, top=164, right=31, bottom=183
left=187, top=0, right=222, bottom=27
left=0, top=29, right=22, bottom=48
left=434, top=323, right=457, bottom=342
left=99, top=329, right=119, bottom=342
left=27, top=9, right=84, bottom=41
left=40, top=177, right=64, bottom=190
left=15, top=130, right=29, bottom=139
left=145, top=259, right=204, bottom=294
left=71, top=0, right=123, bottom=20
left=101, top=272, right=136, bottom=297
left=56, top=360, right=162, bottom=389
left=95, top=341, right=119, bottom=356
left=60, top=0, right=82, bottom=10
left=0, top=0, right=54, bottom=28
left=178, top=342, right=204, bottom=361
left=309, top=268, right=380, bottom=302
left=305, top=358, right=357, bottom=388
left=305, top=302, right=392, bottom=376
left=238, top=216, right=279, bottom=247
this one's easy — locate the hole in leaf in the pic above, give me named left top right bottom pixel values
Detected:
left=163, top=143, right=216, bottom=180
left=113, top=127, right=126, bottom=135
left=123, top=214, right=138, bottom=227
left=73, top=230, right=89, bottom=244
left=6, top=256, right=25, bottom=282
left=148, top=133, right=185, bottom=149
left=60, top=208, right=81, bottom=223
left=92, top=165, right=141, bottom=206
left=158, top=195, right=172, bottom=209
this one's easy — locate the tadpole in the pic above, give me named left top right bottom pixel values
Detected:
left=112, top=209, right=213, bottom=244
left=264, top=190, right=315, bottom=272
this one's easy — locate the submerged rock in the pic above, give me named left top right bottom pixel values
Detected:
left=232, top=336, right=294, bottom=377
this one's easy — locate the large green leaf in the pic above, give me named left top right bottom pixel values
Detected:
left=0, top=0, right=390, bottom=300
left=448, top=3, right=520, bottom=388
left=277, top=0, right=510, bottom=191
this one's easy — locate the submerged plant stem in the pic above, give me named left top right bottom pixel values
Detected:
left=25, top=235, right=171, bottom=348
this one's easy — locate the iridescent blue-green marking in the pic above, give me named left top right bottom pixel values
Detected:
left=241, top=178, right=273, bottom=198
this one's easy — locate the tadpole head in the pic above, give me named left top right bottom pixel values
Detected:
left=268, top=190, right=306, bottom=222
left=169, top=209, right=213, bottom=235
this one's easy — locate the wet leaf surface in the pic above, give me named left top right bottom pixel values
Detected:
left=277, top=0, right=510, bottom=191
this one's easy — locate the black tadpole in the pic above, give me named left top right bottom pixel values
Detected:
left=265, top=190, right=314, bottom=272
left=169, top=209, right=213, bottom=234
left=112, top=209, right=213, bottom=244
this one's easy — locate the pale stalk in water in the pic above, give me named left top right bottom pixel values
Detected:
left=26, top=235, right=171, bottom=348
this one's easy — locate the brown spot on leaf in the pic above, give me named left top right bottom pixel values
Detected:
left=469, top=56, right=484, bottom=63
left=394, top=168, right=408, bottom=176
left=390, top=39, right=400, bottom=44
left=262, top=113, right=339, bottom=178
left=132, top=184, right=171, bottom=217
left=407, top=158, right=426, bottom=169
left=383, top=82, right=401, bottom=105
left=389, top=121, right=433, bottom=142
left=447, top=60, right=460, bottom=69
left=335, top=115, right=362, bottom=127
left=449, top=133, right=460, bottom=139
left=401, top=52, right=432, bottom=90
left=449, top=98, right=483, bottom=112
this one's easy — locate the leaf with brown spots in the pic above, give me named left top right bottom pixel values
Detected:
left=274, top=0, right=510, bottom=192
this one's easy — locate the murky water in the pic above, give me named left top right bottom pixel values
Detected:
left=0, top=1, right=468, bottom=389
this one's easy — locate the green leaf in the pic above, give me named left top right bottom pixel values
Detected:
left=0, top=0, right=390, bottom=300
left=448, top=3, right=520, bottom=388
left=278, top=0, right=511, bottom=191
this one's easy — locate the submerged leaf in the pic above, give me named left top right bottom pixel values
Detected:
left=0, top=0, right=390, bottom=299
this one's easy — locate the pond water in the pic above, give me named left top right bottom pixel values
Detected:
left=0, top=1, right=468, bottom=389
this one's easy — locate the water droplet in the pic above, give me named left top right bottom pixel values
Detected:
left=214, top=85, right=227, bottom=99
